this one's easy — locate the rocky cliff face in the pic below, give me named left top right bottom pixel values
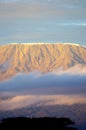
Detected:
left=0, top=43, right=86, bottom=80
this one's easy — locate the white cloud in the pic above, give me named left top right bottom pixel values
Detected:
left=62, top=22, right=86, bottom=26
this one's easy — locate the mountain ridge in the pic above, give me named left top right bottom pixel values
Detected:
left=0, top=43, right=86, bottom=81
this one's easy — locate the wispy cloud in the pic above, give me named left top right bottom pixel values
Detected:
left=0, top=0, right=86, bottom=44
left=0, top=94, right=86, bottom=110
left=0, top=0, right=86, bottom=20
left=56, top=22, right=86, bottom=26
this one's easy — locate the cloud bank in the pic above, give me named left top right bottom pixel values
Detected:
left=0, top=94, right=86, bottom=111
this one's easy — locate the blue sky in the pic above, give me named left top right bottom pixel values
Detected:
left=0, top=0, right=86, bottom=45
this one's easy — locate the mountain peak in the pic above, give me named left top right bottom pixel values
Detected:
left=0, top=43, right=86, bottom=80
left=7, top=42, right=80, bottom=46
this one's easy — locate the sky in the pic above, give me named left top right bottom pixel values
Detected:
left=0, top=0, right=86, bottom=45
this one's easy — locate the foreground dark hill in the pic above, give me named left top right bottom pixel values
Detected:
left=0, top=117, right=78, bottom=130
left=0, top=43, right=86, bottom=80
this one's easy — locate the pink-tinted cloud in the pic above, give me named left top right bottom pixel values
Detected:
left=0, top=94, right=86, bottom=110
left=0, top=1, right=85, bottom=20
